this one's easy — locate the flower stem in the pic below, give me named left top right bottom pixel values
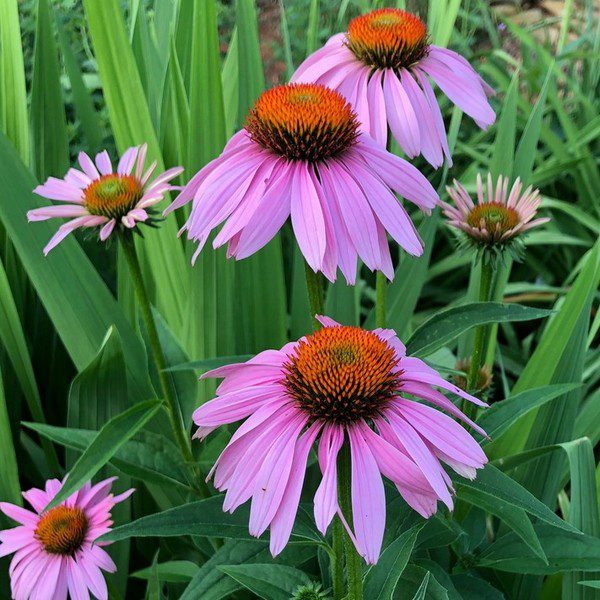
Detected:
left=119, top=231, right=208, bottom=496
left=331, top=518, right=345, bottom=600
left=304, top=261, right=325, bottom=328
left=375, top=271, right=387, bottom=328
left=338, top=443, right=363, bottom=600
left=465, top=259, right=495, bottom=415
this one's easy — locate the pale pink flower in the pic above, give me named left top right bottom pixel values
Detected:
left=0, top=477, right=133, bottom=600
left=193, top=316, right=487, bottom=564
left=292, top=8, right=495, bottom=168
left=28, top=145, right=183, bottom=254
left=165, top=83, right=439, bottom=284
left=441, top=173, right=549, bottom=247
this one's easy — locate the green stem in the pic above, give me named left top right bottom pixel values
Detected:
left=338, top=443, right=363, bottom=600
left=375, top=271, right=387, bottom=329
left=465, top=259, right=495, bottom=415
left=119, top=232, right=208, bottom=496
left=304, top=261, right=325, bottom=329
left=331, top=518, right=345, bottom=600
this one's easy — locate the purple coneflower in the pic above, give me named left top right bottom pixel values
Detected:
left=0, top=477, right=133, bottom=600
left=165, top=83, right=439, bottom=284
left=28, top=145, right=183, bottom=254
left=441, top=173, right=549, bottom=252
left=193, top=316, right=487, bottom=564
left=292, top=8, right=495, bottom=168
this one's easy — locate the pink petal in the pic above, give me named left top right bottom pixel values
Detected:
left=383, top=69, right=420, bottom=157
left=343, top=154, right=423, bottom=256
left=314, top=424, right=344, bottom=534
left=270, top=422, right=322, bottom=556
left=348, top=426, right=386, bottom=564
left=117, top=146, right=139, bottom=175
left=0, top=503, right=39, bottom=527
left=249, top=416, right=307, bottom=537
left=355, top=135, right=439, bottom=211
left=27, top=204, right=89, bottom=222
left=290, top=162, right=326, bottom=271
left=94, top=151, right=112, bottom=176
left=78, top=152, right=100, bottom=179
left=322, top=162, right=381, bottom=271
left=99, top=219, right=116, bottom=241
left=366, top=69, right=387, bottom=147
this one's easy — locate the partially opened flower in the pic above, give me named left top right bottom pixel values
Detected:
left=165, top=83, right=439, bottom=284
left=28, top=145, right=183, bottom=255
left=193, top=316, right=487, bottom=564
left=0, top=476, right=133, bottom=600
left=441, top=173, right=549, bottom=256
left=292, top=8, right=495, bottom=168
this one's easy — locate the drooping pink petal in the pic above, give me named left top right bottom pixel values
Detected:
left=270, top=422, right=322, bottom=556
left=383, top=69, right=420, bottom=158
left=314, top=424, right=344, bottom=534
left=347, top=426, right=386, bottom=564
left=290, top=162, right=327, bottom=271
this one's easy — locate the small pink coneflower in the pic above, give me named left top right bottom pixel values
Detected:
left=441, top=173, right=549, bottom=252
left=0, top=477, right=133, bottom=600
left=165, top=83, right=439, bottom=284
left=193, top=316, right=487, bottom=564
left=28, top=145, right=183, bottom=255
left=292, top=8, right=495, bottom=168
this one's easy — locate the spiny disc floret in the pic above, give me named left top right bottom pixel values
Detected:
left=245, top=84, right=359, bottom=162
left=84, top=174, right=143, bottom=219
left=346, top=8, right=429, bottom=71
left=35, top=506, right=88, bottom=556
left=466, top=202, right=519, bottom=235
left=283, top=326, right=400, bottom=424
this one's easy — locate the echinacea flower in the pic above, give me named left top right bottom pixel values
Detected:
left=441, top=173, right=549, bottom=256
left=193, top=316, right=487, bottom=564
left=165, top=83, right=439, bottom=284
left=28, top=145, right=183, bottom=255
left=292, top=8, right=495, bottom=168
left=0, top=477, right=133, bottom=600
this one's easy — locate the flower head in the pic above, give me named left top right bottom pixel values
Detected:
left=292, top=8, right=495, bottom=168
left=28, top=145, right=183, bottom=254
left=193, top=316, right=487, bottom=564
left=0, top=476, right=133, bottom=600
left=441, top=173, right=549, bottom=257
left=166, top=83, right=439, bottom=284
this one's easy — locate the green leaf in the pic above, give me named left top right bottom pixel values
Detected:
left=513, top=65, right=552, bottom=185
left=476, top=383, right=581, bottom=443
left=28, top=424, right=190, bottom=490
left=57, top=25, right=103, bottom=153
left=456, top=465, right=578, bottom=534
left=181, top=540, right=316, bottom=600
left=0, top=0, right=29, bottom=162
left=166, top=355, right=253, bottom=373
left=412, top=572, right=432, bottom=600
left=133, top=561, right=199, bottom=583
left=406, top=302, right=552, bottom=357
left=100, top=496, right=322, bottom=544
left=491, top=242, right=600, bottom=459
left=0, top=257, right=59, bottom=470
left=0, top=366, right=20, bottom=507
left=479, top=524, right=600, bottom=575
left=489, top=69, right=519, bottom=180
left=399, top=565, right=449, bottom=600
left=38, top=399, right=162, bottom=509
left=30, top=0, right=69, bottom=180
left=458, top=486, right=547, bottom=563
left=363, top=524, right=424, bottom=600
left=218, top=564, right=311, bottom=600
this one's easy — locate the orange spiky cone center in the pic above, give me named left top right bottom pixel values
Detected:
left=35, top=506, right=88, bottom=556
left=466, top=203, right=519, bottom=234
left=346, top=8, right=428, bottom=70
left=245, top=84, right=359, bottom=162
left=84, top=174, right=143, bottom=219
left=284, top=326, right=400, bottom=424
